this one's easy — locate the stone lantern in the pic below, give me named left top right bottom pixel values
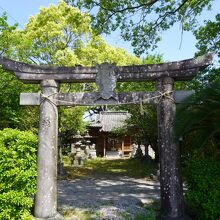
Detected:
left=70, top=131, right=85, bottom=166
left=84, top=131, right=92, bottom=158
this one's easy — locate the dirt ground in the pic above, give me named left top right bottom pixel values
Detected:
left=57, top=159, right=160, bottom=219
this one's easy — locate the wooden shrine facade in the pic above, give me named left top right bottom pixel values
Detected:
left=88, top=111, right=133, bottom=157
left=0, top=54, right=212, bottom=220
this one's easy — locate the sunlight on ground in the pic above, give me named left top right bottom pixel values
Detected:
left=63, top=157, right=156, bottom=179
left=61, top=206, right=156, bottom=220
left=60, top=157, right=159, bottom=219
left=62, top=205, right=158, bottom=220
left=63, top=208, right=98, bottom=220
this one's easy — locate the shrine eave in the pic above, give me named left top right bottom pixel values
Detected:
left=0, top=54, right=212, bottom=83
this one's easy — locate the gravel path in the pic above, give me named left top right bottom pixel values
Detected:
left=58, top=176, right=160, bottom=219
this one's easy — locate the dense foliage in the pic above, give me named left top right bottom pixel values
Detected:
left=195, top=14, right=220, bottom=59
left=175, top=80, right=220, bottom=153
left=175, top=80, right=220, bottom=218
left=193, top=13, right=220, bottom=86
left=184, top=157, right=220, bottom=220
left=0, top=70, right=24, bottom=129
left=0, top=129, right=37, bottom=219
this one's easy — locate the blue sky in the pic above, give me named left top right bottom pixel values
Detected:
left=0, top=0, right=218, bottom=61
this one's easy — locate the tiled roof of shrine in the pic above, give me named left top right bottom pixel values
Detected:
left=89, top=111, right=130, bottom=132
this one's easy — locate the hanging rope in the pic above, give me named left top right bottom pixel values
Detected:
left=39, top=91, right=174, bottom=107
left=40, top=93, right=58, bottom=106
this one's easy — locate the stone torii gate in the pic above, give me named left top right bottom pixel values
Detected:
left=0, top=54, right=212, bottom=220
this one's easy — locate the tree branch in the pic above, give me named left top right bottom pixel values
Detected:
left=151, top=0, right=190, bottom=30
left=95, top=0, right=159, bottom=13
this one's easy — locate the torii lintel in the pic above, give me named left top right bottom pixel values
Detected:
left=0, top=54, right=212, bottom=83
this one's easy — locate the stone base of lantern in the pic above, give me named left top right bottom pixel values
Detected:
left=89, top=149, right=97, bottom=158
left=73, top=156, right=85, bottom=166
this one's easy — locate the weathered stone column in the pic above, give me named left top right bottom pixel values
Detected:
left=156, top=77, right=189, bottom=220
left=34, top=80, right=62, bottom=219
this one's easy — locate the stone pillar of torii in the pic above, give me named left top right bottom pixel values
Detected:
left=0, top=54, right=212, bottom=220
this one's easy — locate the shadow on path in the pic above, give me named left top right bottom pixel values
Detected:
left=58, top=175, right=160, bottom=218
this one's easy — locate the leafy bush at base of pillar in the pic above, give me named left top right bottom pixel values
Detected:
left=184, top=157, right=220, bottom=220
left=0, top=128, right=37, bottom=219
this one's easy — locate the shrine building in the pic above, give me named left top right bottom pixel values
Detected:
left=88, top=111, right=133, bottom=158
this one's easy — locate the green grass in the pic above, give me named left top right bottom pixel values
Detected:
left=134, top=211, right=155, bottom=220
left=62, top=208, right=98, bottom=220
left=63, top=157, right=156, bottom=179
left=61, top=206, right=157, bottom=220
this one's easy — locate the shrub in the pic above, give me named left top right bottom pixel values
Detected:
left=0, top=128, right=37, bottom=219
left=184, top=157, right=220, bottom=220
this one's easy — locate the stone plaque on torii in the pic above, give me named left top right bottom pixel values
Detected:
left=0, top=54, right=212, bottom=220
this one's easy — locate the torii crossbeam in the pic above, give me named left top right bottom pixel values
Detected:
left=1, top=54, right=211, bottom=83
left=0, top=54, right=212, bottom=220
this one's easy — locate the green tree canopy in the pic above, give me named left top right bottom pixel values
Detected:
left=187, top=13, right=220, bottom=89
left=66, top=0, right=215, bottom=55
left=195, top=14, right=220, bottom=59
left=8, top=1, right=140, bottom=66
